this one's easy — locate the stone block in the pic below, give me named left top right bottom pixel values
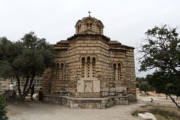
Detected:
left=116, top=86, right=127, bottom=92
left=138, top=113, right=157, bottom=120
left=93, top=80, right=100, bottom=92
left=77, top=80, right=84, bottom=93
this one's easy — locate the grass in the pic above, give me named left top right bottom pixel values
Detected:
left=155, top=114, right=178, bottom=120
left=132, top=104, right=180, bottom=120
left=150, top=109, right=180, bottom=120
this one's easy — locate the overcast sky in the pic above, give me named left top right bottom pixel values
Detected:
left=0, top=0, right=180, bottom=77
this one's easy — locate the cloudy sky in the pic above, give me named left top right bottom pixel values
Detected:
left=0, top=0, right=180, bottom=77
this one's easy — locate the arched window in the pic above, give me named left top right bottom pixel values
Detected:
left=87, top=23, right=89, bottom=28
left=77, top=25, right=81, bottom=32
left=118, top=63, right=121, bottom=81
left=90, top=23, right=92, bottom=28
left=113, top=63, right=116, bottom=81
left=97, top=24, right=101, bottom=33
left=87, top=57, right=90, bottom=62
left=92, top=57, right=96, bottom=64
left=92, top=57, right=96, bottom=77
left=61, top=63, right=64, bottom=70
left=82, top=57, right=85, bottom=64
left=56, top=63, right=60, bottom=81
left=60, top=63, right=64, bottom=81
left=81, top=56, right=97, bottom=78
left=87, top=57, right=90, bottom=77
left=57, top=63, right=59, bottom=68
left=81, top=57, right=85, bottom=78
left=113, top=64, right=116, bottom=69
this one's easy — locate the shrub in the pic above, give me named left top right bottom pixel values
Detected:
left=0, top=95, right=8, bottom=120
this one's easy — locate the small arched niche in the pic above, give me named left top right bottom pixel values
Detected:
left=81, top=57, right=85, bottom=78
left=56, top=63, right=60, bottom=68
left=118, top=63, right=121, bottom=81
left=92, top=57, right=96, bottom=77
left=92, top=57, right=96, bottom=64
left=113, top=63, right=116, bottom=70
left=118, top=63, right=121, bottom=69
left=82, top=57, right=85, bottom=64
left=87, top=56, right=90, bottom=63
left=61, top=63, right=64, bottom=70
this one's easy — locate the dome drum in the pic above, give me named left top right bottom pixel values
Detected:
left=75, top=17, right=104, bottom=35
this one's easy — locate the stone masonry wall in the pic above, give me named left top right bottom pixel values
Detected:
left=42, top=35, right=136, bottom=101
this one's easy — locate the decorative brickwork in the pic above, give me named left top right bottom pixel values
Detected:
left=42, top=16, right=136, bottom=108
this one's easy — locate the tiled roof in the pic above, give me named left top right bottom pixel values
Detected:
left=57, top=40, right=69, bottom=44
left=109, top=41, right=121, bottom=44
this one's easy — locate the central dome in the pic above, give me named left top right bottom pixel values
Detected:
left=75, top=16, right=104, bottom=35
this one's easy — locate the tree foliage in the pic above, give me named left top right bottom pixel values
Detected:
left=0, top=95, right=8, bottom=120
left=139, top=25, right=180, bottom=109
left=0, top=32, right=54, bottom=99
left=136, top=77, right=154, bottom=94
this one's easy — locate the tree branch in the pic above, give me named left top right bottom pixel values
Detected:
left=169, top=95, right=180, bottom=109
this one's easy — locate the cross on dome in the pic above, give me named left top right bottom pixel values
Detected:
left=88, top=11, right=91, bottom=17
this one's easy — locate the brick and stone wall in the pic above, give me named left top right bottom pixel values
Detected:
left=41, top=16, right=136, bottom=108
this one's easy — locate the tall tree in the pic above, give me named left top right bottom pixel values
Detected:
left=139, top=25, right=180, bottom=109
left=0, top=32, right=54, bottom=100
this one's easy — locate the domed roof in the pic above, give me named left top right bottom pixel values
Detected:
left=75, top=16, right=104, bottom=28
left=75, top=16, right=104, bottom=35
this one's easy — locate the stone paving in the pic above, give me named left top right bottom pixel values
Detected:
left=7, top=102, right=140, bottom=120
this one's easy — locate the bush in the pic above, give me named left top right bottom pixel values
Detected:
left=138, top=82, right=154, bottom=94
left=149, top=108, right=180, bottom=120
left=0, top=95, right=8, bottom=120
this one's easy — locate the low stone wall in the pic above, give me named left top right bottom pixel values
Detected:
left=43, top=94, right=62, bottom=104
left=43, top=94, right=129, bottom=109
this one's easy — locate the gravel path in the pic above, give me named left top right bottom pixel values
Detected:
left=7, top=102, right=140, bottom=120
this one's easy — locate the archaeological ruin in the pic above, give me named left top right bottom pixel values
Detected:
left=42, top=15, right=136, bottom=108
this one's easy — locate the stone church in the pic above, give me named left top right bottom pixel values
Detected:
left=42, top=15, right=136, bottom=108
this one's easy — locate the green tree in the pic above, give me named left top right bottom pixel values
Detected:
left=136, top=77, right=146, bottom=83
left=0, top=32, right=54, bottom=100
left=0, top=95, right=8, bottom=120
left=139, top=25, right=180, bottom=109
left=136, top=77, right=154, bottom=95
left=138, top=82, right=148, bottom=95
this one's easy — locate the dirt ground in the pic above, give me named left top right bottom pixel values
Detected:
left=7, top=93, right=180, bottom=120
left=7, top=102, right=142, bottom=120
